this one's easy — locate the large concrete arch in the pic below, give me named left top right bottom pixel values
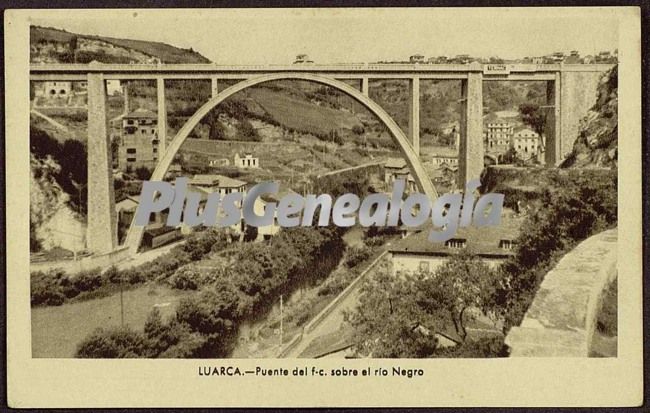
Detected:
left=125, top=72, right=438, bottom=253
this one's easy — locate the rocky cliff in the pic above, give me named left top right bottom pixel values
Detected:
left=31, top=154, right=86, bottom=252
left=561, top=66, right=618, bottom=169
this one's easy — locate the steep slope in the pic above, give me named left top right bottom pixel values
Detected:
left=31, top=154, right=85, bottom=252
left=561, top=66, right=618, bottom=169
left=31, top=25, right=210, bottom=64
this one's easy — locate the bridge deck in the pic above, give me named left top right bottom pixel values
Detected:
left=29, top=63, right=614, bottom=81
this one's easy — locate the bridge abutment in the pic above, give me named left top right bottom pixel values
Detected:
left=86, top=73, right=117, bottom=254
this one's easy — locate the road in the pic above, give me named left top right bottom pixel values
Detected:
left=115, top=239, right=186, bottom=270
left=316, top=160, right=384, bottom=179
left=284, top=279, right=364, bottom=358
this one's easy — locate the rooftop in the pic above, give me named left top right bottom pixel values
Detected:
left=431, top=147, right=459, bottom=158
left=389, top=211, right=523, bottom=257
left=385, top=158, right=407, bottom=169
left=123, top=108, right=157, bottom=119
left=191, top=174, right=247, bottom=188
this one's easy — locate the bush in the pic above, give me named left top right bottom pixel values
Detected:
left=75, top=326, right=151, bottom=358
left=134, top=166, right=152, bottom=180
left=72, top=268, right=103, bottom=292
left=345, top=245, right=372, bottom=269
left=352, top=124, right=365, bottom=135
left=169, top=266, right=203, bottom=290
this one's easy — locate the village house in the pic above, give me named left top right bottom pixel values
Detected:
left=485, top=122, right=514, bottom=155
left=384, top=158, right=417, bottom=192
left=208, top=158, right=230, bottom=168
left=117, top=108, right=160, bottom=171
left=431, top=147, right=459, bottom=168
left=294, top=54, right=314, bottom=64
left=190, top=174, right=247, bottom=196
left=187, top=175, right=282, bottom=241
left=409, top=54, right=425, bottom=63
left=234, top=152, right=259, bottom=169
left=511, top=127, right=541, bottom=160
left=389, top=211, right=522, bottom=276
left=43, top=81, right=72, bottom=98
left=115, top=195, right=181, bottom=249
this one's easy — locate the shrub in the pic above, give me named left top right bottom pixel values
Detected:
left=169, top=266, right=203, bottom=290
left=72, top=268, right=103, bottom=292
left=344, top=245, right=372, bottom=269
left=75, top=326, right=151, bottom=358
left=352, top=124, right=365, bottom=135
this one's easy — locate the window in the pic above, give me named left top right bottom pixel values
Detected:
left=418, top=261, right=430, bottom=273
left=445, top=238, right=467, bottom=249
left=152, top=139, right=159, bottom=145
left=126, top=157, right=136, bottom=162
left=499, top=239, right=516, bottom=250
left=153, top=147, right=158, bottom=153
left=126, top=148, right=136, bottom=154
left=127, top=120, right=134, bottom=125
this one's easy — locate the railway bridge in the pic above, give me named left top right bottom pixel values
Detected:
left=30, top=62, right=613, bottom=256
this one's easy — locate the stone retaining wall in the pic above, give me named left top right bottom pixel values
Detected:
left=505, top=228, right=617, bottom=356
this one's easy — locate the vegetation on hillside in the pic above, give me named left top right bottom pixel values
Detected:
left=346, top=168, right=617, bottom=357
left=73, top=226, right=346, bottom=358
left=347, top=252, right=506, bottom=358
left=496, top=169, right=617, bottom=330
left=31, top=25, right=210, bottom=63
left=31, top=128, right=87, bottom=209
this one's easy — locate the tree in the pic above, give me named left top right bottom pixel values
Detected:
left=238, top=119, right=261, bottom=142
left=500, top=147, right=520, bottom=165
left=416, top=252, right=498, bottom=341
left=346, top=268, right=438, bottom=358
left=134, top=166, right=152, bottom=180
left=243, top=224, right=259, bottom=242
left=519, top=103, right=547, bottom=154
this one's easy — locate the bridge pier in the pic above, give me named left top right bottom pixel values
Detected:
left=157, top=77, right=167, bottom=156
left=544, top=74, right=561, bottom=166
left=459, top=69, right=484, bottom=187
left=408, top=77, right=420, bottom=155
left=211, top=76, right=219, bottom=98
left=361, top=77, right=369, bottom=97
left=86, top=73, right=117, bottom=254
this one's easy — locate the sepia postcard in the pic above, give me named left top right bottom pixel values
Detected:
left=4, top=6, right=643, bottom=407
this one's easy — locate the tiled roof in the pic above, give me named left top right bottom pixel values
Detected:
left=190, top=174, right=247, bottom=188
left=389, top=211, right=523, bottom=257
left=123, top=108, right=157, bottom=119
left=260, top=187, right=299, bottom=203
left=431, top=147, right=459, bottom=158
left=385, top=158, right=407, bottom=169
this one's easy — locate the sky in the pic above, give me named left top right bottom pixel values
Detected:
left=31, top=8, right=619, bottom=65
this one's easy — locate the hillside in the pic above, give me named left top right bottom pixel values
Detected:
left=561, top=66, right=618, bottom=169
left=31, top=25, right=210, bottom=64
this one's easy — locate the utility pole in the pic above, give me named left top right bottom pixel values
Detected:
left=279, top=294, right=283, bottom=347
left=120, top=272, right=125, bottom=327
